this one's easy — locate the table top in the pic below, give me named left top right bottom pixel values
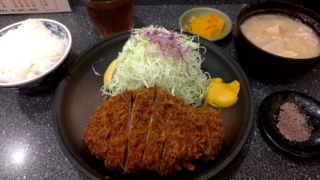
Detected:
left=1, top=1, right=320, bottom=179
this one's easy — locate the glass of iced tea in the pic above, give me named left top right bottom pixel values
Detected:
left=83, top=0, right=134, bottom=38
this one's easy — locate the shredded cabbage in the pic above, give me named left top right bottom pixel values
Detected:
left=100, top=26, right=211, bottom=107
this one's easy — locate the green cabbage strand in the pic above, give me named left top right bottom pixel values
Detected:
left=101, top=26, right=210, bottom=107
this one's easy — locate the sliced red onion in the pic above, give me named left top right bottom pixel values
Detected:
left=92, top=58, right=104, bottom=76
left=139, top=27, right=193, bottom=75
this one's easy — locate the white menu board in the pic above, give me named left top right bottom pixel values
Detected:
left=0, top=0, right=71, bottom=14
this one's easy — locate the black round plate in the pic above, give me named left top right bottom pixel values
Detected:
left=259, top=91, right=320, bottom=158
left=52, top=31, right=254, bottom=180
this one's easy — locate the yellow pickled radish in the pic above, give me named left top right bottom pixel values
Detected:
left=184, top=14, right=225, bottom=39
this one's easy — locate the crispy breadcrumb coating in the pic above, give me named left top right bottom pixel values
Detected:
left=202, top=107, right=224, bottom=161
left=140, top=88, right=171, bottom=171
left=84, top=87, right=224, bottom=176
left=124, top=87, right=155, bottom=173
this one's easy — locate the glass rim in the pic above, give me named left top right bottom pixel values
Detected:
left=83, top=0, right=129, bottom=4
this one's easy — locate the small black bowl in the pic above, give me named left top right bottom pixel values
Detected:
left=234, top=1, right=320, bottom=82
left=259, top=91, right=320, bottom=158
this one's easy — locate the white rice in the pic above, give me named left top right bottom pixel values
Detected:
left=0, top=19, right=67, bottom=83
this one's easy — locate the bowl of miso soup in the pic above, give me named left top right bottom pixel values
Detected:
left=234, top=1, right=320, bottom=82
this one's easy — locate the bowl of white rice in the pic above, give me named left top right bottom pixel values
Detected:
left=0, top=18, right=72, bottom=93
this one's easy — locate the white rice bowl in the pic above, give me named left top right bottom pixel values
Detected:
left=0, top=19, right=72, bottom=87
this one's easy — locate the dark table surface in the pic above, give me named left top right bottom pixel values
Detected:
left=1, top=0, right=320, bottom=179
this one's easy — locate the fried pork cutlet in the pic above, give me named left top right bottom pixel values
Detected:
left=124, top=87, right=155, bottom=173
left=181, top=107, right=207, bottom=171
left=83, top=87, right=224, bottom=176
left=104, top=90, right=132, bottom=170
left=83, top=89, right=132, bottom=163
left=83, top=99, right=112, bottom=160
left=140, top=88, right=176, bottom=171
left=158, top=94, right=187, bottom=175
left=202, top=107, right=224, bottom=161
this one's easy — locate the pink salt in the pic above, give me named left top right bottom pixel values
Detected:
left=276, top=102, right=313, bottom=142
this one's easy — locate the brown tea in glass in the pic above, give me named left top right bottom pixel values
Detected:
left=83, top=0, right=134, bottom=38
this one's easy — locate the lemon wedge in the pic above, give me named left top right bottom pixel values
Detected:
left=103, top=59, right=118, bottom=85
left=204, top=78, right=240, bottom=108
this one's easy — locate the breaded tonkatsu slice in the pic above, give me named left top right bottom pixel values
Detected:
left=104, top=90, right=132, bottom=170
left=83, top=100, right=112, bottom=160
left=140, top=88, right=174, bottom=171
left=181, top=107, right=207, bottom=171
left=124, top=87, right=155, bottom=173
left=202, top=107, right=224, bottom=161
left=84, top=87, right=224, bottom=176
left=158, top=94, right=187, bottom=175
left=84, top=89, right=132, bottom=162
